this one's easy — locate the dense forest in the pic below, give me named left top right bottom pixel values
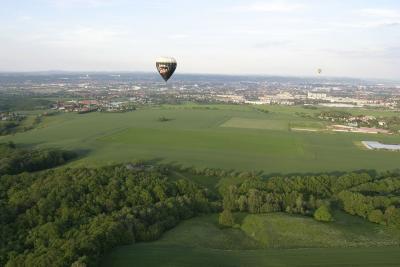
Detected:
left=0, top=163, right=218, bottom=267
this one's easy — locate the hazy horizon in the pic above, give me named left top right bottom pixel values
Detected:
left=1, top=70, right=399, bottom=83
left=0, top=0, right=399, bottom=79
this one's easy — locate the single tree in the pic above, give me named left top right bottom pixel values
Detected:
left=368, top=209, right=383, bottom=224
left=314, top=205, right=334, bottom=222
left=219, top=209, right=235, bottom=227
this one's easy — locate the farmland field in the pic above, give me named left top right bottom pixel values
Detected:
left=102, top=246, right=400, bottom=267
left=220, top=117, right=289, bottom=130
left=2, top=104, right=400, bottom=173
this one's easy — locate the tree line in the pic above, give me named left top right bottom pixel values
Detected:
left=151, top=164, right=400, bottom=228
left=0, top=94, right=53, bottom=112
left=0, top=142, right=77, bottom=176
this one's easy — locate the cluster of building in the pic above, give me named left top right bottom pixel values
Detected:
left=318, top=112, right=398, bottom=134
left=245, top=92, right=299, bottom=105
left=362, top=141, right=400, bottom=151
left=319, top=113, right=386, bottom=126
left=0, top=112, right=24, bottom=121
left=1, top=72, right=399, bottom=112
left=214, top=90, right=398, bottom=108
left=54, top=100, right=134, bottom=113
left=306, top=92, right=396, bottom=108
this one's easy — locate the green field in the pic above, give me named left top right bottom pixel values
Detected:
left=139, top=212, right=400, bottom=249
left=102, top=246, right=400, bottom=267
left=102, top=213, right=400, bottom=267
left=1, top=104, right=400, bottom=173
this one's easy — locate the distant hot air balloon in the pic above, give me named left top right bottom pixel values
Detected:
left=317, top=68, right=322, bottom=75
left=156, top=57, right=177, bottom=82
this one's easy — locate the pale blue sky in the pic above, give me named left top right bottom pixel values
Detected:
left=0, top=0, right=399, bottom=79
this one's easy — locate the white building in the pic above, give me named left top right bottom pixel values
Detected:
left=307, top=92, right=327, bottom=100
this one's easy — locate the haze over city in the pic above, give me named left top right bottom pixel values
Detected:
left=0, top=0, right=399, bottom=79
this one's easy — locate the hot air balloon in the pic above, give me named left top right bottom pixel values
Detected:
left=317, top=68, right=322, bottom=75
left=156, top=57, right=177, bottom=82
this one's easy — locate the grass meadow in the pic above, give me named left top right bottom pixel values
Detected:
left=102, top=213, right=400, bottom=267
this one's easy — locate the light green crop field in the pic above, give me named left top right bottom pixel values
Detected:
left=102, top=213, right=400, bottom=267
left=1, top=104, right=400, bottom=173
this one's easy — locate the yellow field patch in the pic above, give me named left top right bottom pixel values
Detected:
left=220, top=117, right=288, bottom=131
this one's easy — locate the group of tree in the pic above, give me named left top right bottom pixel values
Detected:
left=318, top=111, right=352, bottom=122
left=0, top=94, right=53, bottom=112
left=0, top=164, right=218, bottom=267
left=150, top=164, right=400, bottom=229
left=165, top=164, right=261, bottom=181
left=385, top=116, right=400, bottom=133
left=0, top=122, right=20, bottom=136
left=337, top=191, right=400, bottom=227
left=0, top=113, right=25, bottom=135
left=0, top=142, right=77, bottom=176
left=0, top=111, right=57, bottom=136
left=216, top=171, right=400, bottom=228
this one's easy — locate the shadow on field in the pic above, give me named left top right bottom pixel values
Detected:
left=143, top=157, right=165, bottom=165
left=72, top=148, right=92, bottom=160
left=16, top=141, right=46, bottom=149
